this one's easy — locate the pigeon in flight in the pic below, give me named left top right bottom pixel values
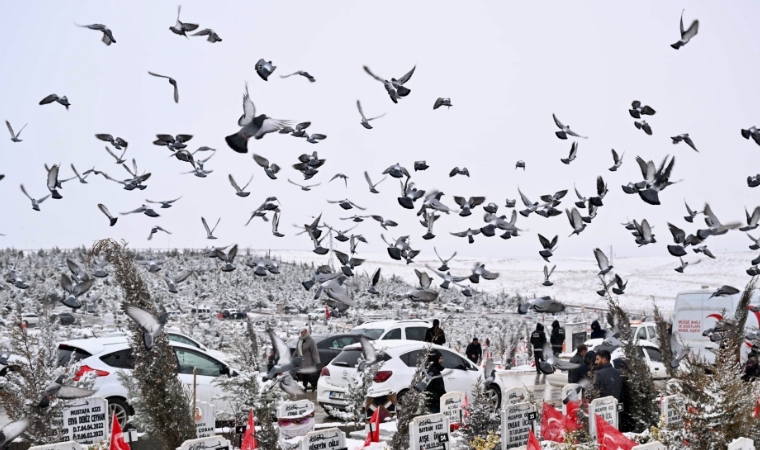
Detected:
left=225, top=83, right=291, bottom=153
left=192, top=28, right=222, bottom=43
left=269, top=373, right=305, bottom=397
left=164, top=271, right=192, bottom=294
left=281, top=122, right=312, bottom=137
left=741, top=127, right=760, bottom=146
left=146, top=197, right=182, bottom=209
left=629, top=101, right=656, bottom=118
left=38, top=375, right=97, bottom=408
left=363, top=65, right=416, bottom=103
left=356, top=100, right=385, bottom=129
left=330, top=173, right=349, bottom=187
left=667, top=223, right=690, bottom=257
left=398, top=177, right=425, bottom=209
left=675, top=257, right=700, bottom=273
left=357, top=336, right=382, bottom=371
left=168, top=5, right=199, bottom=38
left=364, top=171, right=387, bottom=194
left=334, top=251, right=365, bottom=277
left=611, top=274, right=627, bottom=295
left=453, top=196, right=485, bottom=217
left=287, top=179, right=320, bottom=191
left=671, top=9, right=699, bottom=50
left=122, top=303, right=169, bottom=350
left=433, top=98, right=452, bottom=110
left=5, top=121, right=27, bottom=142
left=280, top=70, right=315, bottom=82
left=121, top=204, right=160, bottom=218
left=542, top=265, right=556, bottom=286
left=515, top=160, right=526, bottom=170
left=560, top=141, right=579, bottom=165
left=609, top=149, right=624, bottom=171
left=202, top=217, right=221, bottom=239
left=253, top=154, right=281, bottom=180
left=449, top=167, right=470, bottom=177
left=218, top=244, right=238, bottom=272
left=271, top=211, right=285, bottom=237
left=20, top=184, right=49, bottom=211
left=684, top=201, right=702, bottom=223
left=566, top=208, right=586, bottom=236
left=434, top=248, right=457, bottom=272
left=228, top=173, right=253, bottom=197
left=0, top=419, right=29, bottom=447
left=147, top=71, right=179, bottom=103
left=749, top=175, right=760, bottom=188
left=469, top=263, right=499, bottom=283
left=710, top=285, right=740, bottom=298
left=96, top=133, right=128, bottom=150
left=747, top=233, right=760, bottom=251
left=327, top=198, right=366, bottom=211
left=76, top=23, right=116, bottom=45
left=39, top=94, right=70, bottom=110
left=372, top=215, right=398, bottom=230
left=98, top=204, right=117, bottom=226
left=148, top=226, right=171, bottom=241
left=741, top=207, right=760, bottom=231
left=421, top=209, right=440, bottom=240
left=414, top=161, right=429, bottom=171
left=153, top=133, right=192, bottom=150
left=414, top=367, right=453, bottom=392
left=634, top=120, right=652, bottom=135
left=264, top=330, right=315, bottom=380
left=538, top=234, right=558, bottom=262
left=255, top=59, right=277, bottom=81
left=552, top=114, right=587, bottom=140
left=693, top=245, right=715, bottom=259
left=672, top=134, right=698, bottom=152
left=60, top=273, right=94, bottom=309
left=633, top=219, right=656, bottom=246
left=384, top=163, right=411, bottom=179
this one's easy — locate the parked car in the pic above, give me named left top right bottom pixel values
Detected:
left=442, top=303, right=464, bottom=313
left=221, top=309, right=246, bottom=320
left=57, top=336, right=239, bottom=427
left=317, top=340, right=505, bottom=414
left=21, top=313, right=39, bottom=327
left=266, top=334, right=363, bottom=382
left=166, top=332, right=229, bottom=362
left=348, top=319, right=431, bottom=341
left=51, top=312, right=77, bottom=326
left=307, top=309, right=326, bottom=321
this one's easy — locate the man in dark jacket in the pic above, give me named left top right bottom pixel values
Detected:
left=577, top=350, right=596, bottom=382
left=425, top=350, right=447, bottom=413
left=590, top=320, right=606, bottom=339
left=567, top=344, right=588, bottom=384
left=424, top=319, right=446, bottom=345
left=550, top=320, right=565, bottom=356
left=530, top=323, right=547, bottom=374
left=465, top=337, right=482, bottom=364
left=593, top=349, right=622, bottom=401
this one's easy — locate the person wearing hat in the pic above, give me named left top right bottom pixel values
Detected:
left=465, top=337, right=482, bottom=365
left=425, top=350, right=447, bottom=413
left=424, top=319, right=446, bottom=345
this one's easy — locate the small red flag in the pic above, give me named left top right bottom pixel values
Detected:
left=595, top=414, right=637, bottom=450
left=325, top=306, right=331, bottom=319
left=241, top=408, right=258, bottom=450
left=541, top=402, right=565, bottom=442
left=527, top=429, right=541, bottom=450
left=109, top=412, right=130, bottom=450
left=363, top=407, right=381, bottom=447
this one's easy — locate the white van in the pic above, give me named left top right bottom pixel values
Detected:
left=191, top=306, right=212, bottom=316
left=673, top=288, right=760, bottom=363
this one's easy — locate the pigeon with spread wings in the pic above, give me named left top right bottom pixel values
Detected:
left=225, top=83, right=291, bottom=153
left=122, top=303, right=169, bottom=351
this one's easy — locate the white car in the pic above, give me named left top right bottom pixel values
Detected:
left=442, top=304, right=464, bottom=313
left=57, top=336, right=239, bottom=427
left=317, top=340, right=505, bottom=414
left=348, top=319, right=432, bottom=341
left=21, top=313, right=39, bottom=327
left=307, top=309, right=326, bottom=321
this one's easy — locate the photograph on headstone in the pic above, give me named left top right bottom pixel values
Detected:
left=194, top=401, right=216, bottom=439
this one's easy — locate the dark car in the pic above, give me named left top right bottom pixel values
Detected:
left=51, top=312, right=77, bottom=326
left=266, top=334, right=363, bottom=380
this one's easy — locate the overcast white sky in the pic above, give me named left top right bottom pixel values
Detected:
left=1, top=1, right=759, bottom=262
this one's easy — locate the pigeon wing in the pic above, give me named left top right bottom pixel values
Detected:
left=55, top=385, right=98, bottom=399
left=123, top=304, right=163, bottom=334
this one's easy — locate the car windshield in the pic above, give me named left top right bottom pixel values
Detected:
left=349, top=328, right=384, bottom=340
left=331, top=348, right=363, bottom=368
left=57, top=345, right=92, bottom=367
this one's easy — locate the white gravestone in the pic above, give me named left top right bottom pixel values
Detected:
left=589, top=396, right=618, bottom=441
left=409, top=412, right=450, bottom=450
left=60, top=397, right=108, bottom=445
left=277, top=399, right=315, bottom=440
left=299, top=427, right=347, bottom=450
left=194, top=400, right=216, bottom=438
left=176, top=435, right=232, bottom=450
left=503, top=386, right=530, bottom=407
left=728, top=437, right=756, bottom=450
left=632, top=442, right=667, bottom=450
left=561, top=383, right=581, bottom=415
left=501, top=401, right=536, bottom=450
left=660, top=395, right=683, bottom=427
left=29, top=443, right=85, bottom=450
left=440, top=392, right=465, bottom=425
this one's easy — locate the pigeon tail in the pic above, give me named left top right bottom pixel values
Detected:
left=225, top=132, right=249, bottom=154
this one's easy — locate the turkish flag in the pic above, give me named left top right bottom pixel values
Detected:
left=363, top=407, right=381, bottom=446
left=462, top=393, right=471, bottom=418
left=595, top=414, right=637, bottom=450
left=527, top=429, right=541, bottom=450
left=325, top=306, right=331, bottom=319
left=564, top=400, right=580, bottom=433
left=541, top=402, right=565, bottom=442
left=241, top=408, right=258, bottom=450
left=109, top=412, right=130, bottom=450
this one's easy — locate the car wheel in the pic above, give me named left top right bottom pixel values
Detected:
left=395, top=389, right=410, bottom=409
left=108, top=398, right=131, bottom=428
left=486, top=384, right=501, bottom=411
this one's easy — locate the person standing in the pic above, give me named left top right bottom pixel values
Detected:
left=567, top=344, right=588, bottom=384
left=297, top=328, right=321, bottom=391
left=593, top=350, right=622, bottom=401
left=550, top=320, right=565, bottom=356
left=465, top=337, right=482, bottom=365
left=530, top=323, right=547, bottom=374
left=424, top=319, right=446, bottom=345
left=425, top=350, right=447, bottom=413
left=590, top=320, right=606, bottom=339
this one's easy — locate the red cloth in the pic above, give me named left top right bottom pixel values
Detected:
left=325, top=306, right=331, bottom=319
left=595, top=414, right=637, bottom=450
left=109, top=412, right=130, bottom=450
left=241, top=408, right=258, bottom=450
left=541, top=402, right=565, bottom=442
left=462, top=393, right=471, bottom=418
left=363, top=407, right=381, bottom=446
left=527, top=429, right=541, bottom=450
left=564, top=400, right=580, bottom=433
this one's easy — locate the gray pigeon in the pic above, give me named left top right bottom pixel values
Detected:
left=147, top=71, right=179, bottom=103
left=634, top=120, right=652, bottom=135
left=363, top=65, right=416, bottom=103
left=628, top=101, right=656, bottom=118
left=255, top=59, right=277, bottom=81
left=0, top=419, right=29, bottom=446
left=609, top=149, right=624, bottom=171
left=38, top=375, right=97, bottom=408
left=560, top=141, right=579, bottom=164
left=710, top=285, right=740, bottom=298
left=433, top=98, right=452, bottom=110
left=553, top=114, right=587, bottom=139
left=517, top=296, right=566, bottom=314
left=60, top=273, right=94, bottom=309
left=357, top=100, right=385, bottom=129
left=225, top=83, right=291, bottom=153
left=122, top=303, right=169, bottom=350
left=39, top=94, right=70, bottom=110
left=76, top=23, right=116, bottom=45
left=280, top=70, right=315, bottom=82
left=671, top=9, right=699, bottom=50
left=192, top=28, right=222, bottom=43
left=168, top=5, right=199, bottom=38
left=5, top=121, right=27, bottom=142
left=357, top=336, right=382, bottom=371
left=20, top=184, right=50, bottom=211
left=671, top=134, right=698, bottom=152
left=367, top=268, right=381, bottom=295
left=229, top=173, right=253, bottom=197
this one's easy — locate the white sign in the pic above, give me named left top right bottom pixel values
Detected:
left=440, top=392, right=465, bottom=425
left=561, top=383, right=581, bottom=415
left=501, top=401, right=535, bottom=450
left=660, top=395, right=683, bottom=427
left=409, top=412, right=450, bottom=450
left=298, top=427, right=347, bottom=450
left=278, top=399, right=315, bottom=418
left=589, top=396, right=618, bottom=440
left=503, top=386, right=529, bottom=407
left=632, top=442, right=666, bottom=450
left=60, top=397, right=108, bottom=445
left=176, top=435, right=232, bottom=450
left=194, top=401, right=216, bottom=438
left=278, top=400, right=315, bottom=440
left=29, top=444, right=85, bottom=450
left=728, top=437, right=756, bottom=450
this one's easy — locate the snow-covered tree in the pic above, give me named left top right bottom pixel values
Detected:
left=388, top=347, right=430, bottom=450
left=461, top=376, right=501, bottom=447
left=324, top=359, right=384, bottom=427
left=653, top=302, right=674, bottom=377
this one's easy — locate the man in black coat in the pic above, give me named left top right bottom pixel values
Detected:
left=465, top=337, right=482, bottom=364
left=424, top=319, right=446, bottom=345
left=425, top=350, right=447, bottom=413
left=530, top=323, right=547, bottom=374
left=590, top=320, right=606, bottom=339
left=550, top=320, right=565, bottom=356
left=593, top=349, right=622, bottom=402
left=567, top=344, right=588, bottom=384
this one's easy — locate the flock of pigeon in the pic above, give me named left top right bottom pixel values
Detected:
left=2, top=5, right=760, bottom=439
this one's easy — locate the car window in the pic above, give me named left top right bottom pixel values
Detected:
left=405, top=327, right=427, bottom=341
left=635, top=346, right=645, bottom=358
left=400, top=349, right=426, bottom=368
left=349, top=328, right=384, bottom=340
left=57, top=345, right=92, bottom=367
left=382, top=328, right=402, bottom=340
left=320, top=337, right=353, bottom=350
left=174, top=348, right=224, bottom=376
left=647, top=327, right=657, bottom=340
left=100, top=349, right=135, bottom=369
left=169, top=334, right=201, bottom=348
left=644, top=347, right=662, bottom=362
left=440, top=350, right=468, bottom=370
left=636, top=327, right=647, bottom=340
